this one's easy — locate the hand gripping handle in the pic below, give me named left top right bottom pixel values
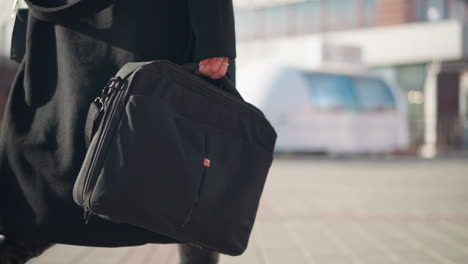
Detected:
left=180, top=62, right=244, bottom=101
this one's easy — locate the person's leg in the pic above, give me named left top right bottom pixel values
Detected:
left=178, top=244, right=219, bottom=264
left=0, top=236, right=55, bottom=264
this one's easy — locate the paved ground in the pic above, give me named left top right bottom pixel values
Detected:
left=29, top=157, right=468, bottom=264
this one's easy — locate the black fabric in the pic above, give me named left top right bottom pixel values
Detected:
left=179, top=244, right=219, bottom=264
left=0, top=238, right=220, bottom=264
left=10, top=9, right=29, bottom=63
left=0, top=237, right=54, bottom=264
left=25, top=0, right=115, bottom=23
left=0, top=0, right=237, bottom=247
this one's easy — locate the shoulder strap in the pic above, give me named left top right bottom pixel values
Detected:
left=24, top=0, right=114, bottom=23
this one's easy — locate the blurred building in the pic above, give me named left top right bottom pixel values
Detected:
left=0, top=1, right=467, bottom=153
left=233, top=0, right=468, bottom=154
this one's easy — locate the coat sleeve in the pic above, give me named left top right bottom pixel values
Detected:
left=187, top=0, right=237, bottom=61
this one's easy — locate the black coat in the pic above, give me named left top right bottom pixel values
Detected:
left=0, top=0, right=236, bottom=247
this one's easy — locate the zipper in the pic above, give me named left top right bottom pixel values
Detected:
left=80, top=95, right=111, bottom=208
left=82, top=91, right=122, bottom=219
left=83, top=79, right=125, bottom=203
left=83, top=205, right=92, bottom=224
left=188, top=242, right=203, bottom=249
left=81, top=77, right=127, bottom=222
left=180, top=128, right=208, bottom=229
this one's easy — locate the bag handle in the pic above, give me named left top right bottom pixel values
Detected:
left=180, top=62, right=244, bottom=101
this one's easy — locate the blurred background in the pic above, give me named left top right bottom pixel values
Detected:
left=233, top=0, right=468, bottom=156
left=1, top=0, right=468, bottom=263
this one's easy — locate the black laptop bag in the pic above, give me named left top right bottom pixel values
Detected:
left=72, top=60, right=277, bottom=256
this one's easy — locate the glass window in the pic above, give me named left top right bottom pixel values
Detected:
left=395, top=64, right=427, bottom=93
left=452, top=0, right=468, bottom=22
left=264, top=5, right=288, bottom=37
left=414, top=0, right=427, bottom=21
left=395, top=64, right=427, bottom=145
left=327, top=0, right=358, bottom=29
left=362, top=0, right=377, bottom=27
left=415, top=0, right=447, bottom=21
left=303, top=73, right=360, bottom=110
left=427, top=0, right=447, bottom=21
left=353, top=77, right=396, bottom=109
left=294, top=0, right=321, bottom=34
left=235, top=10, right=256, bottom=40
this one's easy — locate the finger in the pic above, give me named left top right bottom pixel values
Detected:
left=199, top=58, right=209, bottom=68
left=211, top=58, right=229, bottom=78
left=198, top=58, right=212, bottom=75
left=210, top=57, right=225, bottom=74
left=207, top=58, right=224, bottom=75
left=199, top=58, right=216, bottom=75
left=200, top=58, right=223, bottom=76
left=210, top=59, right=229, bottom=79
left=196, top=59, right=209, bottom=75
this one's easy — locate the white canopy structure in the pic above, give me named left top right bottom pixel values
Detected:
left=236, top=60, right=410, bottom=154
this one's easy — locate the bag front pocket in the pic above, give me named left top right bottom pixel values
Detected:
left=88, top=94, right=208, bottom=233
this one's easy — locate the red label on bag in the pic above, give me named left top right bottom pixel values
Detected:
left=203, top=158, right=211, bottom=168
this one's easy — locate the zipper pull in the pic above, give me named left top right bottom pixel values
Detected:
left=189, top=242, right=203, bottom=249
left=93, top=97, right=104, bottom=112
left=83, top=207, right=92, bottom=224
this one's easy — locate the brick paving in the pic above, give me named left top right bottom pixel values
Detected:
left=29, top=157, right=468, bottom=264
